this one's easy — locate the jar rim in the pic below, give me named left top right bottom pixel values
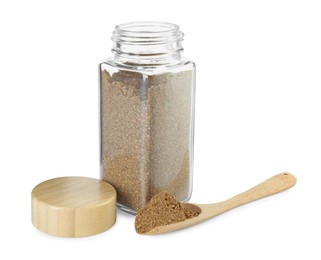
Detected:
left=112, top=21, right=184, bottom=44
left=111, top=22, right=184, bottom=64
left=116, top=21, right=180, bottom=35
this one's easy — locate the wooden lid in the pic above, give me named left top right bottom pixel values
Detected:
left=31, top=177, right=116, bottom=238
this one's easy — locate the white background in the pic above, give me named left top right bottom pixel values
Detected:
left=0, top=0, right=320, bottom=259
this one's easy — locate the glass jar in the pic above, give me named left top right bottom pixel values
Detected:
left=99, top=22, right=196, bottom=214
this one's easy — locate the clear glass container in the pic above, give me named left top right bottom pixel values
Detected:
left=99, top=22, right=196, bottom=214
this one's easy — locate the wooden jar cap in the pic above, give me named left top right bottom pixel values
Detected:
left=31, top=177, right=116, bottom=238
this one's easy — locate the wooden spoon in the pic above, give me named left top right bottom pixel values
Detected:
left=145, top=172, right=296, bottom=235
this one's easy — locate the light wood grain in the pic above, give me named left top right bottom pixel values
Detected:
left=32, top=177, right=116, bottom=238
left=145, top=172, right=297, bottom=235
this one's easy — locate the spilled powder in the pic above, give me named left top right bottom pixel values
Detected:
left=135, top=191, right=200, bottom=234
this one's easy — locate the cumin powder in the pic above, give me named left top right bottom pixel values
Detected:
left=135, top=191, right=199, bottom=234
left=100, top=69, right=193, bottom=212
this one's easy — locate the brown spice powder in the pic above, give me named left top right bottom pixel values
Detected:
left=101, top=69, right=194, bottom=211
left=135, top=191, right=199, bottom=234
left=101, top=70, right=151, bottom=210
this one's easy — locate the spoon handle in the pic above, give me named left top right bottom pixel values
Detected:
left=207, top=172, right=297, bottom=217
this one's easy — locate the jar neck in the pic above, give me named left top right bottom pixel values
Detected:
left=111, top=22, right=184, bottom=66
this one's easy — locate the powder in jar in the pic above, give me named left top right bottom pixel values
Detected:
left=100, top=69, right=194, bottom=211
left=135, top=191, right=199, bottom=234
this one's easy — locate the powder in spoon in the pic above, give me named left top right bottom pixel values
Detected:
left=135, top=191, right=200, bottom=234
